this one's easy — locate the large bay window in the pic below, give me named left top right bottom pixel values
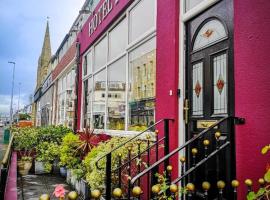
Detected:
left=82, top=0, right=156, bottom=133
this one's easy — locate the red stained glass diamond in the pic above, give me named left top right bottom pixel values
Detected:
left=195, top=81, right=202, bottom=98
left=216, top=74, right=225, bottom=94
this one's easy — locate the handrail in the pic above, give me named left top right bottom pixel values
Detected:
left=112, top=136, right=166, bottom=173
left=95, top=119, right=172, bottom=169
left=130, top=116, right=231, bottom=185
left=172, top=141, right=230, bottom=184
left=2, top=133, right=14, bottom=167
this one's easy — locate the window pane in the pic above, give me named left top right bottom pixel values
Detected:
left=93, top=70, right=106, bottom=129
left=129, top=0, right=156, bottom=43
left=185, top=0, right=204, bottom=12
left=94, top=36, right=107, bottom=72
left=193, top=19, right=227, bottom=51
left=128, top=38, right=156, bottom=131
left=192, top=62, right=203, bottom=116
left=213, top=53, right=227, bottom=115
left=109, top=18, right=127, bottom=61
left=107, top=56, right=126, bottom=130
left=83, top=78, right=93, bottom=128
left=83, top=55, right=87, bottom=76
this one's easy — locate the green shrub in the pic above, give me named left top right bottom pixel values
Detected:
left=37, top=125, right=71, bottom=144
left=13, top=127, right=38, bottom=157
left=59, top=132, right=81, bottom=169
left=36, top=141, right=59, bottom=172
left=83, top=137, right=149, bottom=190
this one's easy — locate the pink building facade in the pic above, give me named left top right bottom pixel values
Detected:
left=76, top=0, right=270, bottom=199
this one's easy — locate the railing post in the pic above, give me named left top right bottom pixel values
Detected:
left=118, top=153, right=122, bottom=188
left=127, top=146, right=132, bottom=200
left=164, top=119, right=171, bottom=198
left=105, top=153, right=112, bottom=200
left=164, top=119, right=170, bottom=168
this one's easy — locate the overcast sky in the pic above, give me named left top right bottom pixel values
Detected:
left=0, top=0, right=85, bottom=116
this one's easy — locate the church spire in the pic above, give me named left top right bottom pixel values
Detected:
left=36, top=19, right=52, bottom=89
left=40, top=19, right=51, bottom=65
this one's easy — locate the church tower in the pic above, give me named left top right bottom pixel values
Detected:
left=36, top=20, right=52, bottom=90
left=33, top=20, right=52, bottom=126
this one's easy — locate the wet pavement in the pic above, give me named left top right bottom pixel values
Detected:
left=17, top=174, right=73, bottom=200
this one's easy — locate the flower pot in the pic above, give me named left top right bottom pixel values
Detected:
left=35, top=161, right=46, bottom=174
left=18, top=160, right=32, bottom=176
left=60, top=166, right=67, bottom=177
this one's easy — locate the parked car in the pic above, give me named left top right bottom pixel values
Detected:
left=0, top=121, right=4, bottom=127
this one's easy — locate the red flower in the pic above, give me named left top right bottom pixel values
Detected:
left=53, top=184, right=66, bottom=198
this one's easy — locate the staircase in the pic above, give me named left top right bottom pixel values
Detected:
left=91, top=117, right=248, bottom=200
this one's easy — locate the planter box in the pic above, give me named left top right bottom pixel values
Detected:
left=66, top=169, right=71, bottom=184
left=80, top=179, right=90, bottom=200
left=70, top=172, right=76, bottom=187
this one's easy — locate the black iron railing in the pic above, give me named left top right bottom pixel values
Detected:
left=128, top=116, right=245, bottom=200
left=0, top=132, right=14, bottom=199
left=94, top=119, right=174, bottom=200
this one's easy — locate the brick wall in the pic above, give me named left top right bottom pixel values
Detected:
left=52, top=41, right=76, bottom=81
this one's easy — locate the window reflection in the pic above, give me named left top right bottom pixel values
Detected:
left=128, top=42, right=156, bottom=131
left=107, top=57, right=126, bottom=130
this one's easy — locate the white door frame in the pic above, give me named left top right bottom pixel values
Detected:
left=178, top=0, right=221, bottom=180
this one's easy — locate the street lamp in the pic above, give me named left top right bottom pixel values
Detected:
left=18, top=82, right=21, bottom=112
left=8, top=61, right=15, bottom=124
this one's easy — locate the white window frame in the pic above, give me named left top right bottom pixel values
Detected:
left=81, top=0, right=157, bottom=135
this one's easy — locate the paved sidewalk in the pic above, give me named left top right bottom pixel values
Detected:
left=17, top=174, right=73, bottom=200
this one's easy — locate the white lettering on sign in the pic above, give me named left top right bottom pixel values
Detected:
left=88, top=0, right=120, bottom=36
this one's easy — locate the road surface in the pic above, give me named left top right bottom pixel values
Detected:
left=0, top=126, right=8, bottom=161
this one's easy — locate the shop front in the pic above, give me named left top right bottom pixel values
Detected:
left=76, top=0, right=270, bottom=199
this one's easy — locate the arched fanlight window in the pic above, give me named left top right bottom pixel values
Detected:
left=193, top=19, right=228, bottom=51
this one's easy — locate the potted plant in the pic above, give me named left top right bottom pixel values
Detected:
left=35, top=125, right=70, bottom=174
left=59, top=132, right=81, bottom=177
left=36, top=141, right=59, bottom=173
left=14, top=127, right=38, bottom=175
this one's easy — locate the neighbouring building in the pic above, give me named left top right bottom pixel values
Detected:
left=34, top=0, right=99, bottom=130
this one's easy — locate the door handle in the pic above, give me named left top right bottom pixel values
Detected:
left=184, top=99, right=189, bottom=124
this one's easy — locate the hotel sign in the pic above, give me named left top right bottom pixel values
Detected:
left=88, top=0, right=120, bottom=36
